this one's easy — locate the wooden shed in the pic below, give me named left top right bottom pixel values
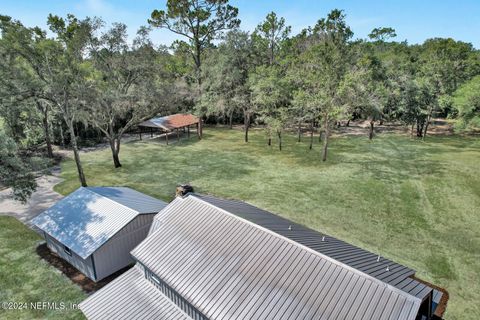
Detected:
left=32, top=187, right=166, bottom=282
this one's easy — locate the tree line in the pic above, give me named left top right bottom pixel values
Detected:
left=1, top=0, right=479, bottom=201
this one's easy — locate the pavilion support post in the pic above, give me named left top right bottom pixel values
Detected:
left=165, top=131, right=169, bottom=145
left=187, top=126, right=190, bottom=138
left=139, top=130, right=142, bottom=140
left=176, top=128, right=180, bottom=142
left=150, top=128, right=153, bottom=138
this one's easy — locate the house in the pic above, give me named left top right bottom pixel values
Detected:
left=79, top=193, right=446, bottom=319
left=32, top=186, right=167, bottom=282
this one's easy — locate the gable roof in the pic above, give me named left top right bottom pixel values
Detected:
left=80, top=265, right=192, bottom=320
left=87, top=187, right=167, bottom=214
left=193, top=194, right=433, bottom=302
left=138, top=114, right=199, bottom=131
left=132, top=195, right=422, bottom=320
left=32, top=187, right=166, bottom=259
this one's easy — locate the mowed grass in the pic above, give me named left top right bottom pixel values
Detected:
left=0, top=216, right=86, bottom=320
left=56, top=127, right=480, bottom=319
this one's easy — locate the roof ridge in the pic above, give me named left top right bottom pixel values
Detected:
left=189, top=194, right=422, bottom=304
left=84, top=186, right=142, bottom=215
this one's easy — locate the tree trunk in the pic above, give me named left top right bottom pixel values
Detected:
left=268, top=136, right=271, bottom=146
left=423, top=107, right=433, bottom=141
left=416, top=120, right=424, bottom=137
left=369, top=120, right=374, bottom=140
left=410, top=123, right=415, bottom=138
left=229, top=111, right=233, bottom=129
left=109, top=137, right=122, bottom=168
left=322, top=116, right=329, bottom=162
left=277, top=131, right=282, bottom=151
left=309, top=123, right=314, bottom=150
left=244, top=112, right=250, bottom=143
left=59, top=122, right=65, bottom=148
left=423, top=120, right=430, bottom=140
left=298, top=122, right=302, bottom=142
left=39, top=102, right=53, bottom=158
left=198, top=118, right=202, bottom=139
left=66, top=119, right=87, bottom=186
left=346, top=119, right=350, bottom=127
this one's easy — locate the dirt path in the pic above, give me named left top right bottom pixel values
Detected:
left=0, top=168, right=64, bottom=227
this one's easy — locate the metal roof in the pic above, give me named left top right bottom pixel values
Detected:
left=193, top=194, right=433, bottom=301
left=31, top=187, right=165, bottom=259
left=79, top=265, right=192, bottom=320
left=132, top=196, right=422, bottom=320
left=87, top=187, right=167, bottom=214
left=138, top=114, right=199, bottom=131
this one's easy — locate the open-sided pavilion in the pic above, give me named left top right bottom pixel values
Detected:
left=137, top=114, right=201, bottom=144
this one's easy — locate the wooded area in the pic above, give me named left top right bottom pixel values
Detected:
left=1, top=0, right=479, bottom=201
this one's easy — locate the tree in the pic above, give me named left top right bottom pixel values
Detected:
left=368, top=27, right=396, bottom=42
left=148, top=0, right=240, bottom=85
left=451, top=75, right=480, bottom=131
left=291, top=9, right=352, bottom=161
left=0, top=17, right=54, bottom=157
left=340, top=52, right=387, bottom=140
left=87, top=23, right=173, bottom=168
left=250, top=65, right=290, bottom=150
left=1, top=14, right=98, bottom=186
left=253, top=12, right=291, bottom=66
left=417, top=38, right=479, bottom=138
left=0, top=128, right=36, bottom=203
left=201, top=30, right=253, bottom=141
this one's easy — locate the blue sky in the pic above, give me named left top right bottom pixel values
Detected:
left=2, top=0, right=479, bottom=48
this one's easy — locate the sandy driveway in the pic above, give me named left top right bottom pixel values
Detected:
left=0, top=172, right=64, bottom=227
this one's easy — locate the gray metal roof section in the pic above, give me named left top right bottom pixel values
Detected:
left=31, top=187, right=156, bottom=259
left=193, top=194, right=432, bottom=300
left=132, top=196, right=421, bottom=320
left=138, top=117, right=169, bottom=130
left=80, top=265, right=192, bottom=320
left=87, top=187, right=167, bottom=214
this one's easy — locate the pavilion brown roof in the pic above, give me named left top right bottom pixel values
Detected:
left=138, top=114, right=199, bottom=131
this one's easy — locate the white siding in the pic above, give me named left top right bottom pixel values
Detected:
left=92, top=214, right=155, bottom=281
left=45, top=234, right=95, bottom=280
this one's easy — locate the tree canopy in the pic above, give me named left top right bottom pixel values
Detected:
left=1, top=4, right=479, bottom=201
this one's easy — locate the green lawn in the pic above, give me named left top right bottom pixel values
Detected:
left=55, top=128, right=480, bottom=320
left=0, top=216, right=86, bottom=320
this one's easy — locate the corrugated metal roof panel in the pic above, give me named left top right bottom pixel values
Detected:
left=87, top=187, right=167, bottom=214
left=193, top=194, right=424, bottom=294
left=132, top=196, right=421, bottom=320
left=32, top=187, right=141, bottom=259
left=79, top=265, right=192, bottom=320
